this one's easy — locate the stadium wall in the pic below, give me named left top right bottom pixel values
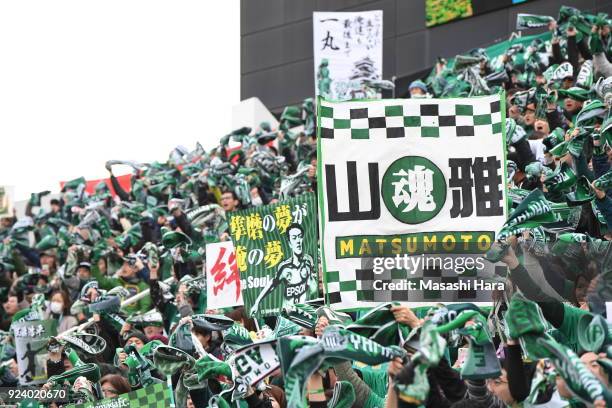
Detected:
left=240, top=0, right=612, bottom=113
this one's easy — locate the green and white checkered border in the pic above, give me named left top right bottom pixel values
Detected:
left=319, top=96, right=502, bottom=140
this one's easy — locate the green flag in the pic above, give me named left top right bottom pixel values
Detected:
left=66, top=383, right=172, bottom=408
left=228, top=193, right=318, bottom=317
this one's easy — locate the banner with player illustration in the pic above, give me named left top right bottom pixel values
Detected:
left=317, top=94, right=508, bottom=310
left=13, top=319, right=57, bottom=385
left=228, top=193, right=319, bottom=317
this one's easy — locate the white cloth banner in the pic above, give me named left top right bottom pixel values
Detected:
left=313, top=10, right=383, bottom=101
left=317, top=94, right=508, bottom=309
left=205, top=241, right=244, bottom=309
left=230, top=339, right=280, bottom=387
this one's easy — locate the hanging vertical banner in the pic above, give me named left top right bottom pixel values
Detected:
left=228, top=193, right=319, bottom=317
left=317, top=94, right=508, bottom=310
left=13, top=319, right=57, bottom=385
left=205, top=240, right=244, bottom=310
left=313, top=10, right=383, bottom=101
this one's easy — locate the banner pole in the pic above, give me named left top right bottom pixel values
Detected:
left=167, top=375, right=176, bottom=408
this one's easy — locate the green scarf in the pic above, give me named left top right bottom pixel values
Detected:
left=347, top=302, right=410, bottom=347
left=273, top=317, right=303, bottom=338
left=544, top=162, right=577, bottom=192
left=488, top=189, right=559, bottom=263
left=504, top=293, right=553, bottom=360
left=457, top=314, right=502, bottom=380
left=575, top=60, right=593, bottom=90
left=538, top=337, right=611, bottom=405
left=516, top=14, right=555, bottom=30
left=395, top=321, right=447, bottom=404
left=576, top=313, right=612, bottom=353
left=221, top=323, right=253, bottom=356
left=565, top=176, right=596, bottom=206
left=279, top=328, right=405, bottom=408
left=281, top=304, right=319, bottom=330
left=328, top=381, right=355, bottom=408
left=60, top=332, right=107, bottom=356
left=276, top=335, right=320, bottom=407
left=594, top=170, right=612, bottom=190
left=152, top=345, right=196, bottom=376
left=543, top=62, right=573, bottom=83
left=193, top=354, right=232, bottom=382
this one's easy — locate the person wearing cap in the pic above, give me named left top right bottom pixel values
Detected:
left=115, top=329, right=149, bottom=372
left=187, top=319, right=223, bottom=360
left=131, top=317, right=167, bottom=344
left=76, top=261, right=94, bottom=292
left=121, top=329, right=148, bottom=351
left=560, top=87, right=590, bottom=121
left=91, top=255, right=151, bottom=314
left=546, top=87, right=589, bottom=129
left=408, top=80, right=428, bottom=98
left=39, top=250, right=57, bottom=276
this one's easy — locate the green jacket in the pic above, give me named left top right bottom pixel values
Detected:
left=91, top=266, right=152, bottom=314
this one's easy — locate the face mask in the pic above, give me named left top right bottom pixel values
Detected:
left=251, top=196, right=264, bottom=206
left=50, top=301, right=63, bottom=315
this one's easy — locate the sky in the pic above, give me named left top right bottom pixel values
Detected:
left=0, top=1, right=240, bottom=200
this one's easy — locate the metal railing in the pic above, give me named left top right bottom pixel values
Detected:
left=59, top=277, right=175, bottom=336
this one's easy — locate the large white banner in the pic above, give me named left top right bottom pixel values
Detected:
left=313, top=11, right=383, bottom=101
left=205, top=241, right=244, bottom=310
left=317, top=94, right=508, bottom=309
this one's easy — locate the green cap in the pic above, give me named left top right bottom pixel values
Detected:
left=161, top=230, right=192, bottom=249
left=558, top=86, right=591, bottom=102
left=575, top=99, right=606, bottom=127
